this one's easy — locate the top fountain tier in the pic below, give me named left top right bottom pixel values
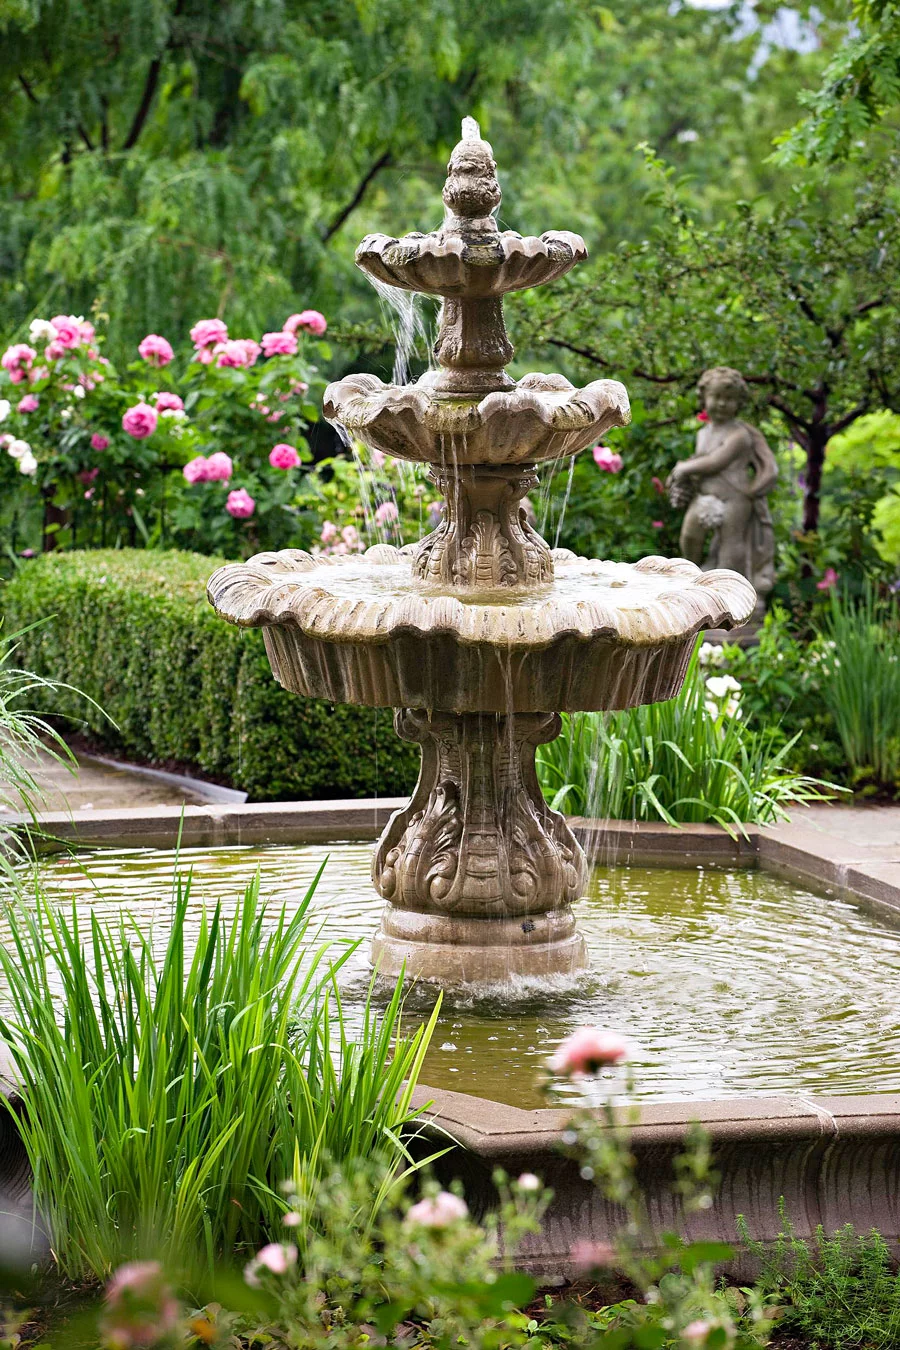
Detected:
left=356, top=117, right=587, bottom=302
left=341, top=118, right=603, bottom=402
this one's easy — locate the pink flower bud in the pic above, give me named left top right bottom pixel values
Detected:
left=549, top=1027, right=629, bottom=1077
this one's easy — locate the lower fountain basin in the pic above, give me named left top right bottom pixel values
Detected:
left=207, top=548, right=755, bottom=714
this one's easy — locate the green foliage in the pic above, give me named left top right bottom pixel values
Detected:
left=0, top=865, right=438, bottom=1278
left=1, top=549, right=418, bottom=799
left=535, top=640, right=838, bottom=833
left=740, top=1210, right=900, bottom=1350
left=821, top=584, right=900, bottom=793
left=776, top=0, right=900, bottom=166
left=0, top=1, right=865, bottom=362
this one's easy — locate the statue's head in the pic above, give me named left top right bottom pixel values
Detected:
left=697, top=366, right=748, bottom=422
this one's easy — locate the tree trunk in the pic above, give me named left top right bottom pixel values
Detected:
left=802, top=425, right=829, bottom=534
left=41, top=483, right=69, bottom=552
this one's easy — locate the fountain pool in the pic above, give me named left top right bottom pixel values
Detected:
left=30, top=843, right=900, bottom=1110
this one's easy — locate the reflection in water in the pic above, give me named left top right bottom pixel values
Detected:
left=25, top=843, right=900, bottom=1108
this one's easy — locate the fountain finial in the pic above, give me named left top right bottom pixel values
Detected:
left=442, top=117, right=500, bottom=232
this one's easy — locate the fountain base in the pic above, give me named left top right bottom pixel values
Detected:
left=371, top=905, right=587, bottom=983
left=370, top=708, right=588, bottom=983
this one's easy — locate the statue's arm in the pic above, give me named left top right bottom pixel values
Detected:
left=675, top=427, right=750, bottom=476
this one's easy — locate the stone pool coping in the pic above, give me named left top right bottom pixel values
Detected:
left=3, top=798, right=900, bottom=1272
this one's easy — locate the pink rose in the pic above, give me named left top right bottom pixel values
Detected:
left=205, top=451, right=233, bottom=481
left=269, top=442, right=301, bottom=470
left=261, top=330, right=298, bottom=358
left=77, top=467, right=99, bottom=485
left=320, top=520, right=338, bottom=543
left=102, top=1260, right=179, bottom=1348
left=652, top=476, right=665, bottom=495
left=652, top=520, right=664, bottom=529
left=90, top=432, right=110, bottom=451
left=17, top=394, right=39, bottom=413
left=79, top=319, right=96, bottom=345
left=549, top=1027, right=629, bottom=1077
left=122, top=402, right=158, bottom=439
left=374, top=500, right=399, bottom=526
left=341, top=524, right=360, bottom=549
left=29, top=366, right=49, bottom=383
left=138, top=333, right=174, bottom=367
left=215, top=338, right=259, bottom=368
left=284, top=309, right=327, bottom=337
left=2, top=343, right=36, bottom=377
left=697, top=410, right=709, bottom=423
left=45, top=341, right=67, bottom=362
left=371, top=448, right=386, bottom=468
left=194, top=345, right=216, bottom=365
left=592, top=445, right=623, bottom=473
left=226, top=488, right=255, bottom=519
left=183, top=456, right=210, bottom=484
left=683, top=1322, right=713, bottom=1346
left=256, top=1242, right=297, bottom=1275
left=405, top=1192, right=468, bottom=1229
left=817, top=566, right=839, bottom=591
left=190, top=318, right=228, bottom=349
left=155, top=391, right=184, bottom=412
left=49, top=315, right=82, bottom=349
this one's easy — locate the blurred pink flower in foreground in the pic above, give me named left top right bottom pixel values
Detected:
left=102, top=1260, right=179, bottom=1348
left=374, top=500, right=399, bottom=526
left=244, top=1241, right=297, bottom=1286
left=817, top=567, right=839, bottom=591
left=138, top=334, right=174, bottom=366
left=697, top=410, right=709, bottom=423
left=406, top=1191, right=469, bottom=1228
left=571, top=1240, right=615, bottom=1273
left=226, top=488, right=255, bottom=518
left=592, top=444, right=623, bottom=473
left=549, top=1027, right=629, bottom=1076
left=320, top=520, right=338, bottom=543
left=683, top=1321, right=713, bottom=1345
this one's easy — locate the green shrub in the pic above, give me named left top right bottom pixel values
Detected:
left=821, top=584, right=900, bottom=795
left=1, top=549, right=418, bottom=800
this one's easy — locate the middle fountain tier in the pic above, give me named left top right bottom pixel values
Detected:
left=207, top=117, right=755, bottom=984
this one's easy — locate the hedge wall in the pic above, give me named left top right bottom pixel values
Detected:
left=2, top=549, right=418, bottom=801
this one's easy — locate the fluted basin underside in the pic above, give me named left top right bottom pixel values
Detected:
left=207, top=547, right=755, bottom=715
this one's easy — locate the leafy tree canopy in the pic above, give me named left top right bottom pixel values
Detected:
left=0, top=0, right=860, bottom=360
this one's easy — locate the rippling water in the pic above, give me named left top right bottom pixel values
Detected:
left=24, top=843, right=900, bottom=1108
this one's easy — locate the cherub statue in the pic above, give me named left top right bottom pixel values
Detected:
left=667, top=366, right=778, bottom=620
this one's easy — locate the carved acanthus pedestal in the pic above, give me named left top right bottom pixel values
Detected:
left=413, top=464, right=553, bottom=589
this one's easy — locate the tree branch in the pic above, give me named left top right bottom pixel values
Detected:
left=321, top=150, right=393, bottom=244
left=544, top=337, right=688, bottom=384
left=829, top=401, right=869, bottom=436
left=17, top=74, right=39, bottom=104
left=122, top=54, right=164, bottom=150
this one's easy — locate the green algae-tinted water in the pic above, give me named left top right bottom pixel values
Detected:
left=28, top=843, right=900, bottom=1108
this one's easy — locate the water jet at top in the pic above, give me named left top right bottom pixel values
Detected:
left=208, top=118, right=755, bottom=985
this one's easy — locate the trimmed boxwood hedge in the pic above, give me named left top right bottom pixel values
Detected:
left=2, top=549, right=418, bottom=801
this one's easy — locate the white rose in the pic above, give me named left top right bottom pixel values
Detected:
left=18, top=450, right=38, bottom=475
left=7, top=437, right=30, bottom=460
left=0, top=399, right=10, bottom=423
left=73, top=385, right=85, bottom=399
left=161, top=407, right=187, bottom=420
left=60, top=407, right=73, bottom=421
left=29, top=319, right=57, bottom=344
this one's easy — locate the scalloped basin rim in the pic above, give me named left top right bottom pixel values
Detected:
left=206, top=547, right=756, bottom=652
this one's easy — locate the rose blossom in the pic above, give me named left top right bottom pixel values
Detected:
left=683, top=1322, right=713, bottom=1345
left=44, top=340, right=66, bottom=362
left=205, top=451, right=233, bottom=481
left=0, top=399, right=9, bottom=422
left=29, top=319, right=56, bottom=344
left=215, top=338, right=260, bottom=368
left=371, top=448, right=386, bottom=468
left=78, top=468, right=99, bottom=485
left=261, top=330, right=298, bottom=358
left=341, top=524, right=360, bottom=549
left=2, top=344, right=37, bottom=382
left=49, top=315, right=82, bottom=348
left=652, top=520, right=663, bottom=528
left=17, top=394, right=39, bottom=413
left=405, top=1191, right=468, bottom=1229
left=18, top=449, right=38, bottom=475
left=78, top=318, right=95, bottom=345
left=190, top=318, right=228, bottom=349
left=29, top=366, right=49, bottom=383
left=226, top=488, right=255, bottom=518
left=549, top=1027, right=629, bottom=1077
left=592, top=444, right=623, bottom=473
left=320, top=520, right=338, bottom=544
left=7, top=437, right=31, bottom=461
left=269, top=442, right=301, bottom=470
left=154, top=391, right=184, bottom=412
left=122, top=402, right=158, bottom=439
left=817, top=566, right=839, bottom=591
left=257, top=1242, right=297, bottom=1274
left=183, top=456, right=210, bottom=484
left=90, top=432, right=110, bottom=451
left=138, top=334, right=174, bottom=366
left=697, top=410, right=709, bottom=423
left=283, top=309, right=327, bottom=336
left=374, top=500, right=399, bottom=526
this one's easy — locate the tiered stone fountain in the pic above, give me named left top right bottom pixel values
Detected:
left=208, top=119, right=755, bottom=984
